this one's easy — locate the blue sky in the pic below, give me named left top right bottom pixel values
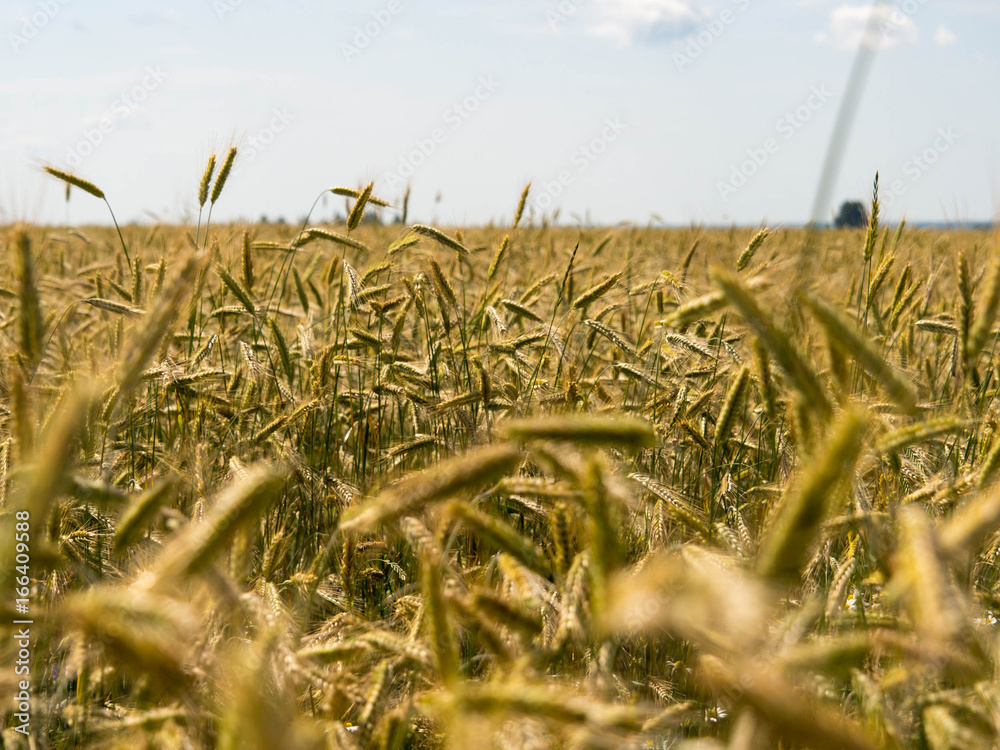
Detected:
left=1, top=0, right=997, bottom=227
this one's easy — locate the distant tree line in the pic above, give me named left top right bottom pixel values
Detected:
left=834, top=200, right=868, bottom=228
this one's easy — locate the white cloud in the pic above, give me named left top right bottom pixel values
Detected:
left=934, top=24, right=957, bottom=46
left=814, top=4, right=918, bottom=51
left=587, top=0, right=703, bottom=45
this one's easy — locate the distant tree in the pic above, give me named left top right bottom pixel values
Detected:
left=834, top=201, right=868, bottom=228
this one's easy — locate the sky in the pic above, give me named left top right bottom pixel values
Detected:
left=1, top=0, right=997, bottom=228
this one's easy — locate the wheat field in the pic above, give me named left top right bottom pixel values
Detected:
left=2, top=165, right=1000, bottom=749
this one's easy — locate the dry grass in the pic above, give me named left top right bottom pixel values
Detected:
left=1, top=175, right=999, bottom=749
